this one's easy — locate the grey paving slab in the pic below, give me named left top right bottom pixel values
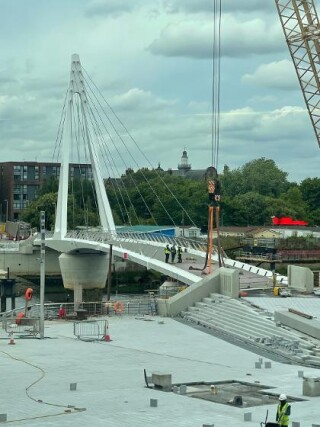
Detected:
left=0, top=316, right=319, bottom=426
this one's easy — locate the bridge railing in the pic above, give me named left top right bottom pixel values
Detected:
left=0, top=300, right=156, bottom=322
left=58, top=230, right=224, bottom=256
left=42, top=229, right=228, bottom=261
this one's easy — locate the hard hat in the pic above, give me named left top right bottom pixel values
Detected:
left=279, top=393, right=287, bottom=401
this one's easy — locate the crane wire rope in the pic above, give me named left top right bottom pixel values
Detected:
left=213, top=0, right=224, bottom=268
left=204, top=0, right=224, bottom=271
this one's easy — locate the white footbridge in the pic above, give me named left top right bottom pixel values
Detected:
left=35, top=54, right=287, bottom=299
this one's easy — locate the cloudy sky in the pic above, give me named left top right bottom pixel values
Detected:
left=0, top=0, right=319, bottom=182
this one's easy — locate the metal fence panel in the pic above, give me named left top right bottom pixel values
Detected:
left=74, top=319, right=108, bottom=341
left=2, top=317, right=40, bottom=336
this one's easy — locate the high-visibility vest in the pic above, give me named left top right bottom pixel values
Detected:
left=277, top=402, right=290, bottom=426
left=164, top=247, right=170, bottom=254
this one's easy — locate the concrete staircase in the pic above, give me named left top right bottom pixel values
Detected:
left=181, top=294, right=320, bottom=367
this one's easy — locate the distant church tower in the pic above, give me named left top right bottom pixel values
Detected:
left=178, top=150, right=191, bottom=175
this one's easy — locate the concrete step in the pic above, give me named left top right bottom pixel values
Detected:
left=188, top=299, right=317, bottom=354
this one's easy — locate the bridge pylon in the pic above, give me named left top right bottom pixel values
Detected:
left=53, top=53, right=116, bottom=240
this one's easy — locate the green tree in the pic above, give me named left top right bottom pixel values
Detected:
left=240, top=158, right=289, bottom=197
left=22, top=193, right=57, bottom=230
left=300, top=178, right=320, bottom=211
left=225, top=192, right=270, bottom=226
left=38, top=176, right=59, bottom=196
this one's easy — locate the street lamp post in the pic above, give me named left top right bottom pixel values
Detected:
left=39, top=211, right=46, bottom=339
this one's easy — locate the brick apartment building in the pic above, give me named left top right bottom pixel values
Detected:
left=0, top=162, right=92, bottom=221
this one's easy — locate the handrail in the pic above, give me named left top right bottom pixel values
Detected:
left=40, top=229, right=228, bottom=259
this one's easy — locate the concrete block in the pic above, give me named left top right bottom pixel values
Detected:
left=288, top=265, right=313, bottom=293
left=172, top=386, right=179, bottom=393
left=203, top=424, right=214, bottom=427
left=292, top=422, right=300, bottom=427
left=152, top=372, right=172, bottom=391
left=255, top=362, right=261, bottom=369
left=312, top=424, right=320, bottom=427
left=303, top=376, right=320, bottom=396
left=0, top=414, right=7, bottom=423
left=244, top=412, right=252, bottom=422
left=298, top=370, right=304, bottom=378
left=70, top=383, right=77, bottom=391
left=264, top=361, right=272, bottom=369
left=210, top=385, right=217, bottom=394
left=150, top=399, right=158, bottom=407
left=179, top=384, right=187, bottom=395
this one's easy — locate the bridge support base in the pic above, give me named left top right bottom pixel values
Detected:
left=59, top=252, right=108, bottom=305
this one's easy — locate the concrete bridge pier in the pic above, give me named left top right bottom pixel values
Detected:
left=59, top=251, right=108, bottom=307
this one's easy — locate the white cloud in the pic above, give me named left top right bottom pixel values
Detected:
left=242, top=60, right=298, bottom=90
left=85, top=0, right=138, bottom=17
left=112, top=88, right=177, bottom=111
left=148, top=16, right=284, bottom=59
left=0, top=0, right=317, bottom=183
left=162, top=0, right=274, bottom=14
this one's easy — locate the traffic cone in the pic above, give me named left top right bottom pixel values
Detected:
left=8, top=334, right=15, bottom=345
left=104, top=325, right=111, bottom=342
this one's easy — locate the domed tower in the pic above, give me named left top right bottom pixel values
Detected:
left=178, top=150, right=191, bottom=175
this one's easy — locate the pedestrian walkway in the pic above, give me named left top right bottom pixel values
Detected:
left=0, top=316, right=319, bottom=426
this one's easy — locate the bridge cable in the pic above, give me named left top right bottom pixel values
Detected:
left=82, top=68, right=196, bottom=227
left=85, top=102, right=139, bottom=225
left=82, top=76, right=175, bottom=226
left=82, top=73, right=176, bottom=225
left=84, top=88, right=156, bottom=226
left=84, top=93, right=145, bottom=226
left=52, top=89, right=68, bottom=162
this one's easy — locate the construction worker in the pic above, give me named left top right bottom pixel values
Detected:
left=164, top=245, right=170, bottom=263
left=58, top=305, right=66, bottom=319
left=177, top=246, right=182, bottom=263
left=276, top=394, right=291, bottom=427
left=171, top=245, right=176, bottom=263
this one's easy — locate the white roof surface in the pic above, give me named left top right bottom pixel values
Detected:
left=0, top=316, right=319, bottom=426
left=246, top=296, right=320, bottom=318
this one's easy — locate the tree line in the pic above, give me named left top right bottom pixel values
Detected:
left=21, top=158, right=320, bottom=229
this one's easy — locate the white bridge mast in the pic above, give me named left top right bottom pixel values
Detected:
left=54, top=54, right=116, bottom=239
